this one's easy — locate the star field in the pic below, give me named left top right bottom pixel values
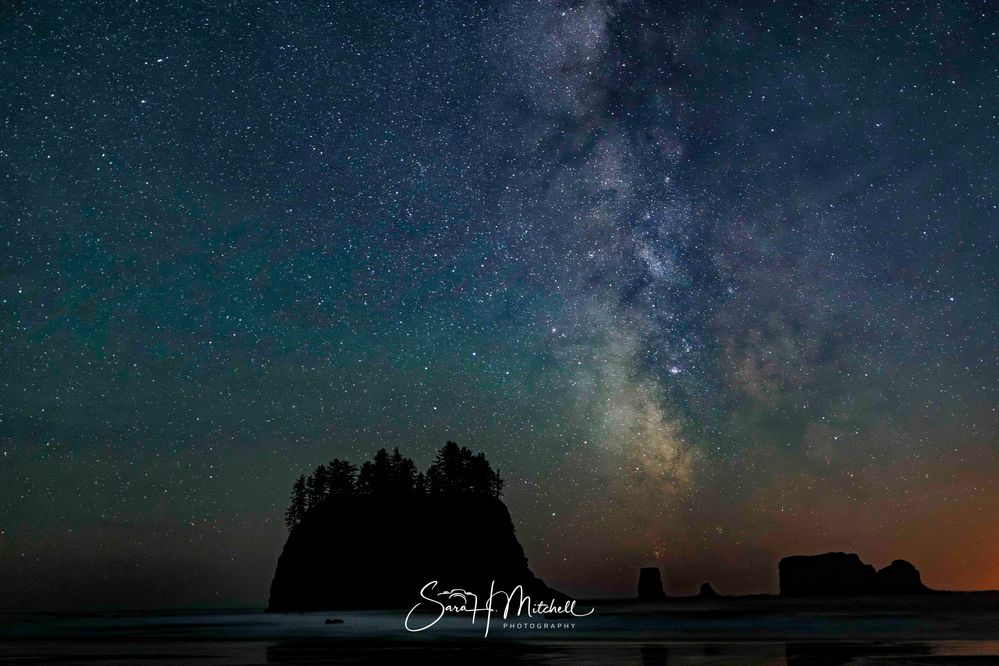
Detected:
left=1, top=1, right=997, bottom=609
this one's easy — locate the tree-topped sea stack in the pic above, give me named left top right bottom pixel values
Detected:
left=269, top=442, right=562, bottom=611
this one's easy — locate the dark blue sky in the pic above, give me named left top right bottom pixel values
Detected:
left=1, top=0, right=996, bottom=609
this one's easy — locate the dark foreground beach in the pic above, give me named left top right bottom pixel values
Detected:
left=2, top=594, right=998, bottom=665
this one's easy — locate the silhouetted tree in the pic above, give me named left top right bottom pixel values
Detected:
left=389, top=447, right=418, bottom=494
left=427, top=441, right=468, bottom=494
left=415, top=471, right=428, bottom=495
left=469, top=452, right=503, bottom=497
left=327, top=458, right=357, bottom=496
left=285, top=475, right=309, bottom=528
left=490, top=466, right=504, bottom=498
left=308, top=464, right=329, bottom=506
left=356, top=461, right=374, bottom=494
left=357, top=448, right=393, bottom=495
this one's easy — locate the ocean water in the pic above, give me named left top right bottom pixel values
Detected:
left=2, top=596, right=998, bottom=664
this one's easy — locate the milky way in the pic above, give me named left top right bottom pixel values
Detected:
left=1, top=1, right=996, bottom=609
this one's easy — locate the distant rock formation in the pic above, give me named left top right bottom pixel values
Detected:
left=779, top=553, right=876, bottom=596
left=268, top=494, right=563, bottom=611
left=875, top=559, right=929, bottom=594
left=637, top=567, right=667, bottom=600
left=698, top=582, right=719, bottom=598
left=779, top=552, right=930, bottom=596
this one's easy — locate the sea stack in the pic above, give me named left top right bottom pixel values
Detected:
left=875, top=559, right=929, bottom=594
left=698, top=582, right=719, bottom=598
left=779, top=552, right=931, bottom=596
left=268, top=494, right=562, bottom=610
left=637, top=567, right=667, bottom=600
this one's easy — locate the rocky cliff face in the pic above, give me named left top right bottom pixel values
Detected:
left=268, top=494, right=562, bottom=611
left=779, top=552, right=930, bottom=596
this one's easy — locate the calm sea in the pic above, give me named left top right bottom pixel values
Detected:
left=2, top=596, right=998, bottom=664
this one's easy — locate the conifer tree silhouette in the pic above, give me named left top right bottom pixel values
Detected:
left=357, top=448, right=392, bottom=494
left=284, top=475, right=309, bottom=528
left=427, top=441, right=470, bottom=494
left=389, top=447, right=418, bottom=494
left=307, top=464, right=329, bottom=506
left=327, top=458, right=357, bottom=496
left=285, top=442, right=504, bottom=529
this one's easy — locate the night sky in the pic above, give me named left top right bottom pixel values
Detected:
left=1, top=1, right=997, bottom=611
